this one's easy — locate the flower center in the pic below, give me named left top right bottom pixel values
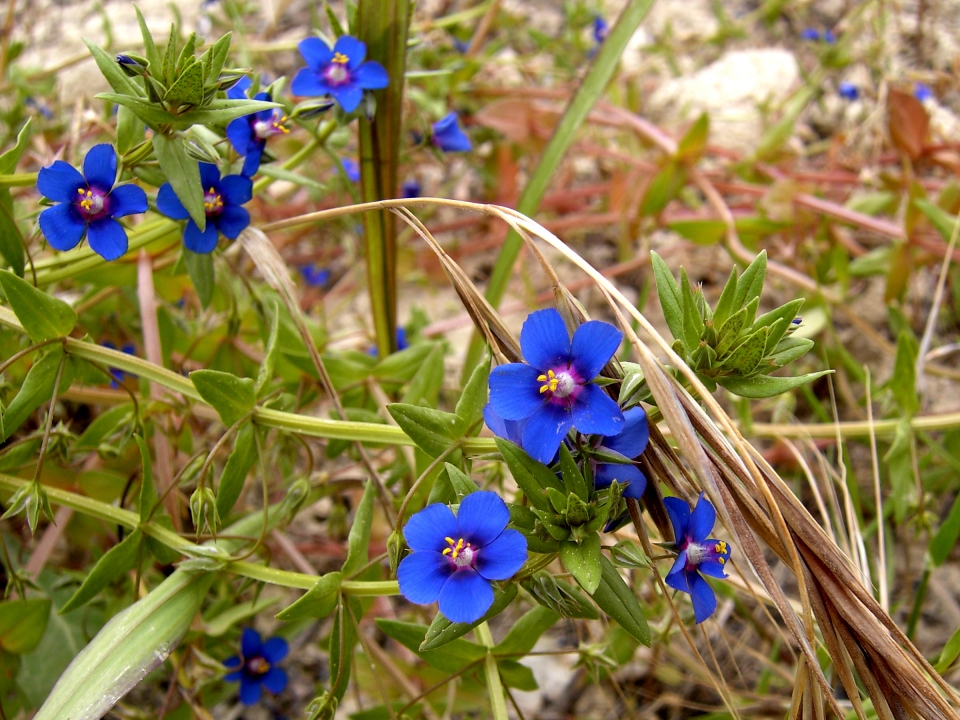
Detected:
left=442, top=536, right=477, bottom=569
left=537, top=369, right=576, bottom=399
left=324, top=54, right=350, bottom=86
left=685, top=540, right=727, bottom=568
left=204, top=187, right=223, bottom=216
left=246, top=656, right=270, bottom=675
left=254, top=112, right=290, bottom=139
left=75, top=187, right=107, bottom=219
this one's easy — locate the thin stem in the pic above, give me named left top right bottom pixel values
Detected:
left=474, top=622, right=509, bottom=720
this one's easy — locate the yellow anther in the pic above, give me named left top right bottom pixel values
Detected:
left=77, top=188, right=95, bottom=212
left=537, top=374, right=547, bottom=382
left=273, top=115, right=290, bottom=133
left=332, top=52, right=349, bottom=65
left=718, top=557, right=726, bottom=565
left=538, top=369, right=560, bottom=395
left=715, top=541, right=728, bottom=555
left=443, top=536, right=465, bottom=559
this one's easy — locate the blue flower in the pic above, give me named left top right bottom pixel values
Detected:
left=101, top=341, right=136, bottom=387
left=300, top=263, right=331, bottom=287
left=800, top=28, right=821, bottom=41
left=664, top=493, right=731, bottom=623
left=838, top=82, right=859, bottom=100
left=593, top=15, right=609, bottom=44
left=227, top=75, right=252, bottom=100
left=488, top=309, right=625, bottom=464
left=431, top=112, right=472, bottom=153
left=291, top=35, right=389, bottom=113
left=593, top=407, right=649, bottom=500
left=397, top=491, right=528, bottom=623
left=156, top=163, right=252, bottom=254
left=402, top=179, right=421, bottom=198
left=226, top=85, right=289, bottom=177
left=341, top=158, right=360, bottom=183
left=915, top=82, right=933, bottom=102
left=37, top=144, right=148, bottom=261
left=823, top=30, right=836, bottom=43
left=224, top=628, right=288, bottom=705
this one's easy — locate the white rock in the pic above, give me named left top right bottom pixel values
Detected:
left=646, top=49, right=801, bottom=153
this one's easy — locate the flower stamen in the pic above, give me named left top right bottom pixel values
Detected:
left=76, top=187, right=104, bottom=216
left=537, top=369, right=559, bottom=394
left=247, top=657, right=270, bottom=675
left=204, top=187, right=223, bottom=215
left=332, top=52, right=350, bottom=64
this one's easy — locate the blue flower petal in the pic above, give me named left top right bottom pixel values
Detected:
left=664, top=550, right=689, bottom=593
left=183, top=218, right=220, bottom=253
left=215, top=205, right=250, bottom=240
left=82, top=144, right=117, bottom=191
left=520, top=308, right=571, bottom=371
left=298, top=37, right=334, bottom=70
left=570, top=320, right=622, bottom=381
left=334, top=35, right=367, bottom=69
left=594, top=463, right=646, bottom=499
left=262, top=666, right=288, bottom=694
left=698, top=556, right=729, bottom=579
left=37, top=161, right=85, bottom=202
left=688, top=493, right=716, bottom=544
left=241, top=628, right=263, bottom=658
left=432, top=113, right=471, bottom=152
left=482, top=405, right=524, bottom=446
left=437, top=569, right=493, bottom=624
left=199, top=163, right=221, bottom=191
left=354, top=60, right=389, bottom=89
left=156, top=184, right=190, bottom=220
left=261, top=636, right=288, bottom=664
left=475, top=528, right=527, bottom=581
left=108, top=184, right=148, bottom=217
left=226, top=117, right=254, bottom=155
left=570, top=383, right=624, bottom=436
left=239, top=676, right=262, bottom=705
left=397, top=550, right=450, bottom=604
left=241, top=142, right=265, bottom=177
left=224, top=670, right=243, bottom=682
left=522, top=403, right=574, bottom=465
left=601, top=407, right=649, bottom=458
left=663, top=497, right=691, bottom=542
left=227, top=75, right=252, bottom=100
left=39, top=203, right=87, bottom=251
left=403, top=502, right=459, bottom=553
left=457, top=491, right=509, bottom=547
left=488, top=363, right=545, bottom=421
left=219, top=174, right=253, bottom=206
left=330, top=84, right=363, bottom=113
left=224, top=655, right=241, bottom=669
left=689, top=572, right=717, bottom=623
left=291, top=68, right=329, bottom=97
left=87, top=217, right=128, bottom=261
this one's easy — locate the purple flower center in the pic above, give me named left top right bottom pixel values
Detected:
left=324, top=53, right=351, bottom=86
left=537, top=367, right=580, bottom=402
left=246, top=656, right=270, bottom=675
left=684, top=539, right=728, bottom=571
left=442, top=536, right=477, bottom=570
left=74, top=187, right=109, bottom=221
left=204, top=187, right=223, bottom=217
left=254, top=111, right=289, bottom=140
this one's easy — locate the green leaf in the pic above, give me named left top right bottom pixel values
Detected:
left=376, top=619, right=485, bottom=673
left=915, top=199, right=960, bottom=243
left=0, top=269, right=77, bottom=342
left=714, top=370, right=832, bottom=399
left=60, top=529, right=142, bottom=613
left=387, top=403, right=464, bottom=457
left=343, top=481, right=376, bottom=576
left=886, top=420, right=915, bottom=525
left=190, top=369, right=256, bottom=426
left=152, top=133, right=205, bottom=229
left=82, top=39, right=145, bottom=97
left=276, top=572, right=343, bottom=622
left=930, top=491, right=960, bottom=566
left=650, top=252, right=684, bottom=341
left=116, top=106, right=145, bottom=156
left=204, top=595, right=280, bottom=636
left=204, top=33, right=232, bottom=84
left=162, top=24, right=178, bottom=86
left=0, top=598, right=50, bottom=654
left=2, top=349, right=74, bottom=441
left=164, top=61, right=205, bottom=107
left=255, top=163, right=327, bottom=191
left=492, top=605, right=560, bottom=656
left=216, top=421, right=258, bottom=518
left=734, top=251, right=767, bottom=310
left=0, top=188, right=25, bottom=276
left=400, top=343, right=445, bottom=406
left=559, top=444, right=589, bottom=502
left=96, top=93, right=178, bottom=128
left=560, top=534, right=602, bottom=594
left=328, top=598, right=358, bottom=705
left=712, top=267, right=739, bottom=329
left=420, top=585, right=517, bottom=651
left=592, top=554, right=650, bottom=645
left=455, top=355, right=491, bottom=432
left=182, top=247, right=216, bottom=307
left=522, top=571, right=599, bottom=619
left=891, top=331, right=919, bottom=417
left=256, top=300, right=280, bottom=397
left=754, top=86, right=813, bottom=161
left=0, top=117, right=32, bottom=174
left=498, top=659, right=538, bottom=690
left=136, top=435, right=158, bottom=523
left=676, top=112, right=710, bottom=162
left=766, top=336, right=814, bottom=368
left=444, top=463, right=478, bottom=500
left=174, top=98, right=281, bottom=127
left=134, top=6, right=162, bottom=70
left=935, top=625, right=960, bottom=673
left=679, top=269, right=705, bottom=352
left=495, top=437, right=563, bottom=511
left=721, top=327, right=768, bottom=375
left=667, top=219, right=725, bottom=246
left=640, top=160, right=687, bottom=217
left=77, top=404, right=135, bottom=452
left=32, top=569, right=215, bottom=720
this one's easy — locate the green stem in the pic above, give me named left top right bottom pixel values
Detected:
left=0, top=172, right=38, bottom=187
left=474, top=622, right=509, bottom=720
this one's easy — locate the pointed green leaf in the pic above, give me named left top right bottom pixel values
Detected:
left=766, top=336, right=814, bottom=368
left=376, top=619, right=484, bottom=673
left=0, top=597, right=50, bottom=654
left=444, top=463, right=478, bottom=500
left=276, top=572, right=342, bottom=622
left=255, top=301, right=281, bottom=397
left=82, top=39, right=145, bottom=97
left=722, top=327, right=768, bottom=375
left=0, top=188, right=25, bottom=276
left=676, top=112, right=710, bottom=162
left=592, top=554, right=649, bottom=645
left=734, top=251, right=767, bottom=309
left=164, top=60, right=205, bottom=108
left=174, top=98, right=280, bottom=127
left=2, top=349, right=74, bottom=441
left=205, top=33, right=232, bottom=84
left=420, top=585, right=517, bottom=651
left=713, top=267, right=739, bottom=329
left=891, top=331, right=919, bottom=416
left=650, top=252, right=683, bottom=341
left=455, top=355, right=491, bottom=431
left=190, top=369, right=255, bottom=426
left=61, top=529, right=142, bottom=613
left=0, top=117, right=32, bottom=174
left=560, top=534, right=602, bottom=594
left=0, top=269, right=77, bottom=342
left=492, top=605, right=560, bottom=656
left=216, top=421, right=258, bottom=518
left=343, top=482, right=376, bottom=576
left=182, top=247, right=215, bottom=307
left=400, top=343, right=445, bottom=406
left=96, top=93, right=178, bottom=128
left=136, top=435, right=158, bottom=523
left=495, top=437, right=563, bottom=511
left=387, top=403, right=464, bottom=458
left=134, top=6, right=162, bottom=70
left=715, top=370, right=832, bottom=399
left=152, top=133, right=205, bottom=229
left=559, top=444, right=588, bottom=502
